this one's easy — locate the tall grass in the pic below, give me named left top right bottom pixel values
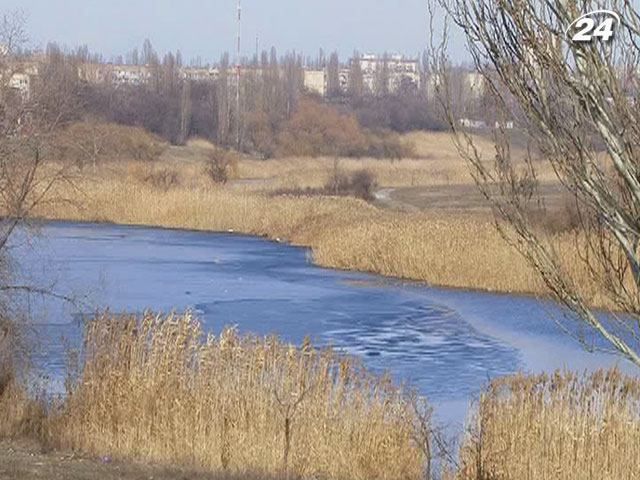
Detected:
left=49, top=312, right=428, bottom=480
left=458, top=370, right=640, bottom=480
left=0, top=316, right=46, bottom=440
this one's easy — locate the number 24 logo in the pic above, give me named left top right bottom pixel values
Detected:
left=566, top=10, right=621, bottom=43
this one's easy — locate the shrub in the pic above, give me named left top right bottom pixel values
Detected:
left=275, top=168, right=378, bottom=202
left=205, top=148, right=239, bottom=184
left=55, top=121, right=166, bottom=167
left=275, top=98, right=417, bottom=159
left=143, top=168, right=180, bottom=191
left=366, top=130, right=416, bottom=160
left=244, top=110, right=278, bottom=159
left=276, top=98, right=369, bottom=157
left=351, top=92, right=448, bottom=133
left=349, top=169, right=377, bottom=201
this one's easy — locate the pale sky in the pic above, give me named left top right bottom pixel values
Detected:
left=2, top=0, right=468, bottom=64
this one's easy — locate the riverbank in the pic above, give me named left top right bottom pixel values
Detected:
left=32, top=155, right=608, bottom=308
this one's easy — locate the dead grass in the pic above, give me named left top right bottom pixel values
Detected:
left=0, top=383, right=45, bottom=441
left=230, top=131, right=557, bottom=193
left=47, top=312, right=428, bottom=480
left=457, top=369, right=640, bottom=480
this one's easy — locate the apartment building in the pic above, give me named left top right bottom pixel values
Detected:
left=357, top=54, right=421, bottom=93
left=303, top=54, right=421, bottom=96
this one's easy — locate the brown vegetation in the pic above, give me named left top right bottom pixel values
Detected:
left=33, top=166, right=549, bottom=296
left=45, top=312, right=428, bottom=480
left=275, top=98, right=414, bottom=159
left=205, top=147, right=239, bottom=184
left=54, top=121, right=166, bottom=167
left=21, top=128, right=618, bottom=308
left=273, top=168, right=378, bottom=201
left=457, top=370, right=640, bottom=480
left=2, top=315, right=640, bottom=480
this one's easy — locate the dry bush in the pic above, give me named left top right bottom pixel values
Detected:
left=276, top=98, right=369, bottom=158
left=458, top=369, right=640, bottom=480
left=244, top=110, right=277, bottom=159
left=323, top=168, right=378, bottom=201
left=365, top=130, right=416, bottom=160
left=142, top=168, right=180, bottom=191
left=275, top=98, right=413, bottom=159
left=54, top=121, right=166, bottom=167
left=349, top=169, right=377, bottom=201
left=205, top=148, right=239, bottom=185
left=50, top=311, right=428, bottom=480
left=527, top=199, right=582, bottom=235
left=275, top=169, right=378, bottom=202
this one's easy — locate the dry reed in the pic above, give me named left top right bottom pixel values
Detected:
left=49, top=312, right=428, bottom=480
left=458, top=369, right=640, bottom=480
left=0, top=379, right=45, bottom=440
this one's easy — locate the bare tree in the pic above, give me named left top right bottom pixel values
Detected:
left=178, top=79, right=192, bottom=146
left=431, top=0, right=640, bottom=366
left=216, top=53, right=231, bottom=145
left=348, top=51, right=364, bottom=99
left=375, top=52, right=390, bottom=97
left=0, top=10, right=27, bottom=56
left=327, top=51, right=341, bottom=98
left=0, top=12, right=79, bottom=386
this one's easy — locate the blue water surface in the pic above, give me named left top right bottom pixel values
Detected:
left=11, top=221, right=635, bottom=432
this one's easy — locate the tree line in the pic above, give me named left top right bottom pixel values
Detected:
left=20, top=40, right=447, bottom=158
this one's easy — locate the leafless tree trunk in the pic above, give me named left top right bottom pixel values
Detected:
left=348, top=52, right=364, bottom=99
left=431, top=0, right=640, bottom=366
left=375, top=53, right=390, bottom=97
left=1, top=11, right=79, bottom=379
left=179, top=80, right=192, bottom=146
left=327, top=51, right=341, bottom=98
left=216, top=54, right=230, bottom=146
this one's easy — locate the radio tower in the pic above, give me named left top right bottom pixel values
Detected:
left=235, top=0, right=242, bottom=150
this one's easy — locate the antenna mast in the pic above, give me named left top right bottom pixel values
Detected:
left=235, top=0, right=242, bottom=150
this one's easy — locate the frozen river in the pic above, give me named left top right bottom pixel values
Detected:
left=13, top=221, right=634, bottom=432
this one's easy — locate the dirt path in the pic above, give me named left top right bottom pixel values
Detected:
left=375, top=183, right=568, bottom=216
left=0, top=441, right=235, bottom=480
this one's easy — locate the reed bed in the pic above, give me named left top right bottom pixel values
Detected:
left=0, top=380, right=45, bottom=440
left=458, top=370, right=640, bottom=480
left=49, top=312, right=428, bottom=480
